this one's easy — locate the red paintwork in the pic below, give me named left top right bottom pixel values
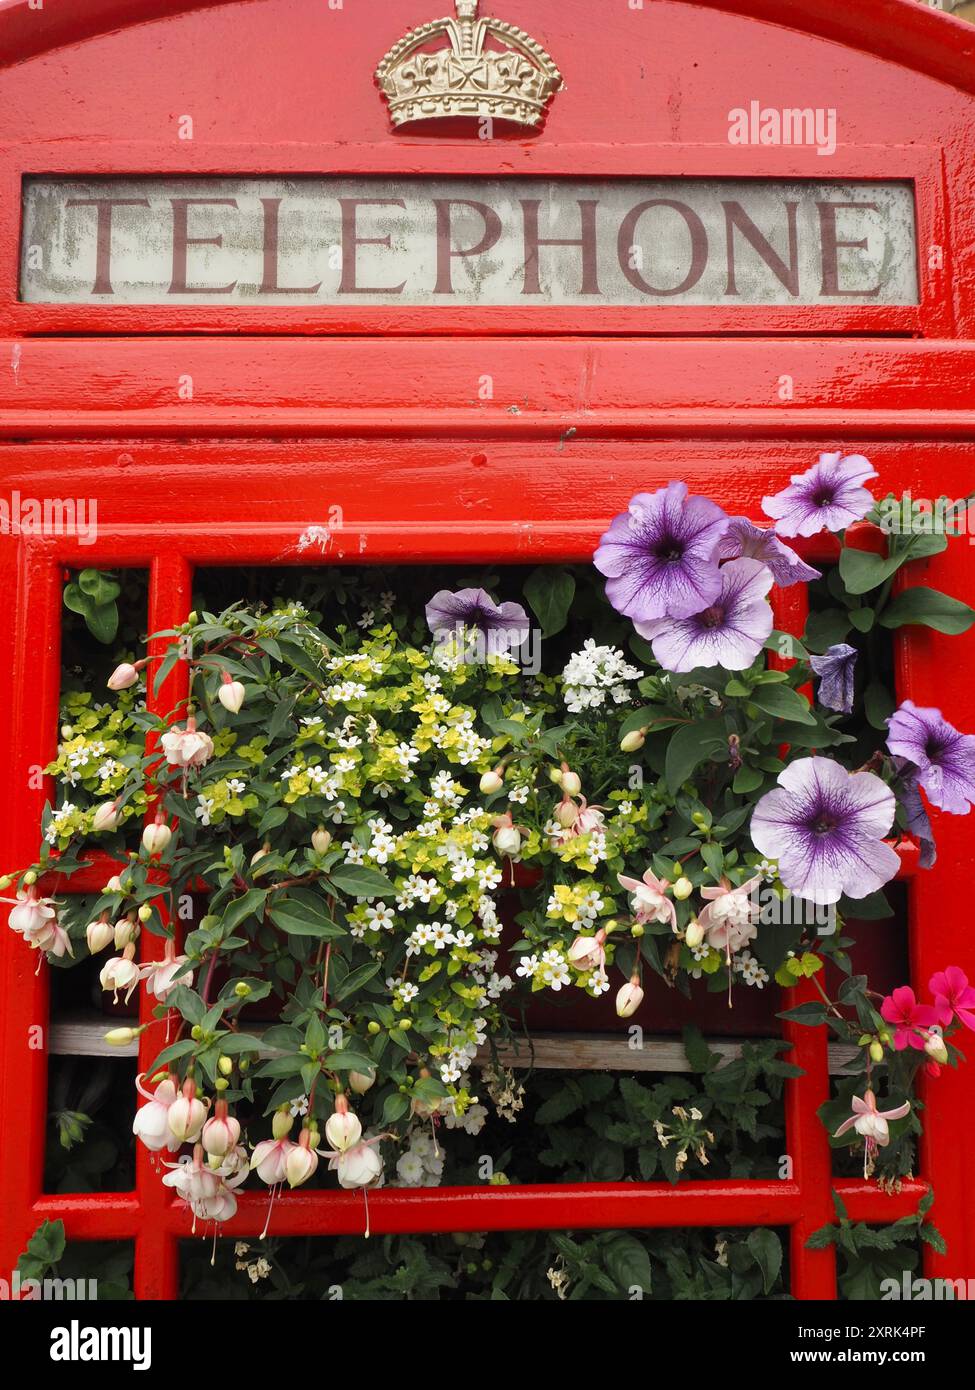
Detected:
left=0, top=0, right=973, bottom=1301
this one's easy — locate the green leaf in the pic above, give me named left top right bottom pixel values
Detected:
left=746, top=1229, right=782, bottom=1294
left=220, top=888, right=268, bottom=933
left=879, top=587, right=975, bottom=635
left=268, top=898, right=345, bottom=939
left=603, top=1234, right=653, bottom=1295
left=664, top=718, right=727, bottom=795
left=838, top=546, right=900, bottom=596
left=864, top=681, right=895, bottom=731
left=524, top=566, right=576, bottom=638
left=83, top=601, right=119, bottom=645
left=332, top=960, right=382, bottom=1002
left=327, top=864, right=394, bottom=899
left=748, top=684, right=815, bottom=725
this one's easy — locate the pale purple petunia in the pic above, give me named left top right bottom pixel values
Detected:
left=635, top=558, right=773, bottom=673
left=594, top=482, right=730, bottom=623
left=809, top=643, right=858, bottom=714
left=425, top=588, right=530, bottom=652
left=717, top=517, right=821, bottom=586
left=886, top=700, right=975, bottom=815
left=762, top=452, right=878, bottom=538
left=751, top=757, right=900, bottom=905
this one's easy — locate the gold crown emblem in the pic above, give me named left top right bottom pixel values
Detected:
left=376, top=1, right=561, bottom=130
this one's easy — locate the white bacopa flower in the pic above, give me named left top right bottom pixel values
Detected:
left=516, top=954, right=539, bottom=979
left=365, top=902, right=395, bottom=931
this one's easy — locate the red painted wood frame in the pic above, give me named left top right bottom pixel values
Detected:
left=0, top=0, right=974, bottom=1303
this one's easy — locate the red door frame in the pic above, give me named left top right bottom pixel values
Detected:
left=0, top=0, right=974, bottom=1300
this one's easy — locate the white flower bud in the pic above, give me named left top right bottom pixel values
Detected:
left=218, top=679, right=246, bottom=714
left=107, top=662, right=139, bottom=691
left=616, top=976, right=644, bottom=1019
left=479, top=769, right=504, bottom=794
left=620, top=728, right=647, bottom=753
left=92, top=801, right=120, bottom=834
left=325, top=1106, right=362, bottom=1153
left=311, top=827, right=332, bottom=854
left=348, top=1070, right=376, bottom=1095
left=142, top=821, right=172, bottom=855
left=673, top=877, right=694, bottom=901
left=684, top=920, right=705, bottom=950
left=561, top=770, right=582, bottom=797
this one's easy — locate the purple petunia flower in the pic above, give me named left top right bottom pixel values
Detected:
left=425, top=588, right=530, bottom=653
left=762, top=452, right=878, bottom=538
left=717, top=517, right=821, bottom=586
left=635, top=558, right=773, bottom=673
left=886, top=700, right=975, bottom=815
left=750, top=756, right=900, bottom=905
left=594, top=482, right=730, bottom=624
left=809, top=643, right=858, bottom=714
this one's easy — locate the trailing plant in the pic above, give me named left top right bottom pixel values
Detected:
left=5, top=452, right=974, bottom=1247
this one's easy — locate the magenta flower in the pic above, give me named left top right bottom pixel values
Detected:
left=717, top=517, right=821, bottom=585
left=886, top=700, right=975, bottom=815
left=880, top=986, right=943, bottom=1050
left=425, top=588, right=530, bottom=652
left=594, top=482, right=730, bottom=623
left=930, top=966, right=975, bottom=1031
left=762, top=452, right=877, bottom=538
left=750, top=757, right=899, bottom=905
left=809, top=643, right=858, bottom=714
left=635, top=558, right=773, bottom=673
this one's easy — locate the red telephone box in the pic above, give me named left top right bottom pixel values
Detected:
left=1, top=0, right=974, bottom=1300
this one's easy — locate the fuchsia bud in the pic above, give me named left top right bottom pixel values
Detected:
left=92, top=801, right=121, bottom=834
left=113, top=914, right=139, bottom=950
left=217, top=672, right=246, bottom=714
left=286, top=1129, right=319, bottom=1188
left=311, top=826, right=332, bottom=854
left=167, top=1078, right=209, bottom=1144
left=142, top=813, right=172, bottom=856
left=348, top=1070, right=376, bottom=1095
left=567, top=929, right=607, bottom=972
left=201, top=1100, right=241, bottom=1159
left=479, top=768, right=504, bottom=795
left=86, top=913, right=114, bottom=954
left=325, top=1094, right=362, bottom=1153
left=556, top=795, right=578, bottom=829
left=616, top=974, right=644, bottom=1019
left=559, top=765, right=582, bottom=797
left=107, top=662, right=140, bottom=691
left=684, top=920, right=705, bottom=950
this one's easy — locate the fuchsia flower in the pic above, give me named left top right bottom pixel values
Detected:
left=698, top=873, right=763, bottom=953
left=833, top=1089, right=911, bottom=1177
left=161, top=715, right=214, bottom=770
left=930, top=966, right=975, bottom=1031
left=141, top=937, right=193, bottom=1003
left=617, top=868, right=676, bottom=930
left=132, top=1073, right=181, bottom=1154
left=880, top=986, right=943, bottom=1051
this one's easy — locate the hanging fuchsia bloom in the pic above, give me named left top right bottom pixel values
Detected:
left=5, top=888, right=58, bottom=942
left=132, top=1073, right=181, bottom=1154
left=698, top=873, right=763, bottom=953
left=636, top=558, right=774, bottom=673
left=833, top=1089, right=911, bottom=1177
left=617, top=868, right=676, bottom=930
left=717, top=517, right=821, bottom=585
left=594, top=482, right=730, bottom=624
left=141, top=937, right=192, bottom=1003
left=886, top=701, right=975, bottom=815
left=930, top=966, right=975, bottom=1031
left=567, top=928, right=608, bottom=973
left=762, top=452, right=877, bottom=538
left=750, top=757, right=899, bottom=905
left=161, top=715, right=214, bottom=770
left=880, top=986, right=943, bottom=1051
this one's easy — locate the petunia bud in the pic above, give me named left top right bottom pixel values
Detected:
left=672, top=877, right=693, bottom=901
left=325, top=1096, right=362, bottom=1153
left=616, top=975, right=644, bottom=1019
left=348, top=1070, right=376, bottom=1095
left=218, top=676, right=246, bottom=714
left=684, top=920, right=705, bottom=951
left=620, top=728, right=647, bottom=753
left=479, top=769, right=504, bottom=795
left=86, top=914, right=115, bottom=954
left=107, top=662, right=139, bottom=691
left=311, top=826, right=332, bottom=855
left=142, top=820, right=172, bottom=855
left=92, top=801, right=121, bottom=834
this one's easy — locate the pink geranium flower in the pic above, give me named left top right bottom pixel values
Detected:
left=930, top=966, right=975, bottom=1031
left=880, top=986, right=942, bottom=1051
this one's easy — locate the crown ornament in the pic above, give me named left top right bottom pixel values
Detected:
left=376, top=1, right=562, bottom=130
